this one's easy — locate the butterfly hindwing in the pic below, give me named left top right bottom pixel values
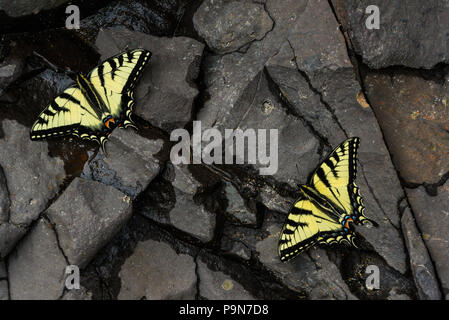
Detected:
left=30, top=86, right=101, bottom=140
left=309, top=137, right=372, bottom=225
left=278, top=193, right=350, bottom=262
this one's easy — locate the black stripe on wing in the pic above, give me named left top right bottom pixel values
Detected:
left=123, top=50, right=151, bottom=92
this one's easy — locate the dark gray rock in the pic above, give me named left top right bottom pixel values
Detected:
left=0, top=119, right=66, bottom=226
left=61, top=286, right=92, bottom=300
left=167, top=164, right=216, bottom=242
left=364, top=71, right=449, bottom=185
left=46, top=178, right=132, bottom=268
left=401, top=206, right=442, bottom=300
left=213, top=69, right=320, bottom=187
left=78, top=1, right=162, bottom=44
left=118, top=239, right=196, bottom=300
left=0, top=223, right=26, bottom=258
left=220, top=236, right=252, bottom=260
left=406, top=181, right=449, bottom=296
left=196, top=0, right=309, bottom=132
left=78, top=0, right=189, bottom=44
left=0, top=280, right=8, bottom=300
left=0, top=54, right=24, bottom=96
left=82, top=128, right=163, bottom=199
left=387, top=288, right=411, bottom=300
left=0, top=260, right=6, bottom=278
left=0, top=0, right=70, bottom=17
left=8, top=219, right=67, bottom=300
left=170, top=189, right=216, bottom=243
left=0, top=166, right=9, bottom=223
left=193, top=0, right=273, bottom=53
left=257, top=184, right=294, bottom=214
left=338, top=0, right=449, bottom=68
left=223, top=182, right=256, bottom=226
left=137, top=163, right=218, bottom=243
left=95, top=28, right=204, bottom=132
left=197, top=259, right=255, bottom=300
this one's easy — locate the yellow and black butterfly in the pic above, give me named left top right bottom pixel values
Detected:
left=30, top=49, right=151, bottom=151
left=278, top=137, right=375, bottom=262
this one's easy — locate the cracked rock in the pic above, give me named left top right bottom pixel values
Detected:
left=61, top=286, right=93, bottom=300
left=406, top=180, right=449, bottom=296
left=82, top=128, right=163, bottom=199
left=337, top=0, right=449, bottom=68
left=223, top=182, right=256, bottom=226
left=0, top=166, right=9, bottom=223
left=263, top=0, right=407, bottom=274
left=139, top=162, right=217, bottom=243
left=0, top=51, right=24, bottom=96
left=0, top=260, right=5, bottom=278
left=8, top=219, right=67, bottom=300
left=217, top=69, right=320, bottom=187
left=193, top=0, right=273, bottom=54
left=364, top=70, right=449, bottom=185
left=0, top=223, right=26, bottom=258
left=118, top=239, right=196, bottom=300
left=196, top=0, right=308, bottom=131
left=401, top=206, right=442, bottom=300
left=46, top=178, right=132, bottom=268
left=95, top=28, right=204, bottom=132
left=0, top=120, right=66, bottom=226
left=0, top=280, right=8, bottom=300
left=197, top=259, right=255, bottom=300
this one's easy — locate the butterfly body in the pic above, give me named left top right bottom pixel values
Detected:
left=30, top=49, right=151, bottom=151
left=278, top=137, right=375, bottom=262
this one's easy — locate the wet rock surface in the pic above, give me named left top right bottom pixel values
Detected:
left=0, top=0, right=447, bottom=301
left=82, top=128, right=163, bottom=199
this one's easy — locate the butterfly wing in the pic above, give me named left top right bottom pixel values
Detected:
left=30, top=86, right=103, bottom=141
left=278, top=193, right=352, bottom=262
left=309, top=137, right=370, bottom=225
left=88, top=49, right=151, bottom=127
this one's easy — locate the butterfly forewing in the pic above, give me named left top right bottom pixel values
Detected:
left=88, top=49, right=151, bottom=123
left=279, top=194, right=344, bottom=262
left=310, top=138, right=360, bottom=218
